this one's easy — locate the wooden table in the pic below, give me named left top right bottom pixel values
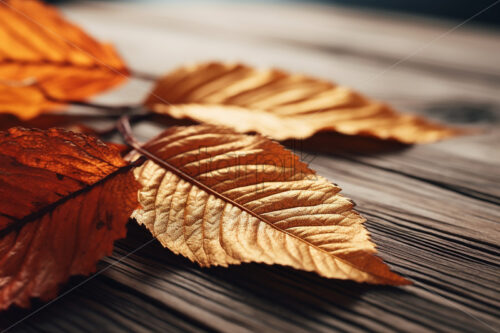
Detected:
left=2, top=1, right=499, bottom=332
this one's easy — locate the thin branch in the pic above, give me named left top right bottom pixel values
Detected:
left=67, top=100, right=145, bottom=115
left=96, top=113, right=151, bottom=139
left=117, top=115, right=145, bottom=149
left=129, top=70, right=157, bottom=81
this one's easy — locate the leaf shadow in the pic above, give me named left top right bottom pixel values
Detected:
left=0, top=223, right=410, bottom=331
left=151, top=115, right=411, bottom=156
left=111, top=224, right=407, bottom=329
left=282, top=131, right=411, bottom=157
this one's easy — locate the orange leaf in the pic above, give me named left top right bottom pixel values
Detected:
left=130, top=125, right=410, bottom=285
left=0, top=80, right=61, bottom=120
left=0, top=0, right=128, bottom=119
left=146, top=62, right=459, bottom=144
left=0, top=128, right=139, bottom=309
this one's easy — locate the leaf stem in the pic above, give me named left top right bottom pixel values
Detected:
left=129, top=70, right=157, bottom=81
left=90, top=113, right=151, bottom=140
left=117, top=115, right=144, bottom=149
left=117, top=116, right=291, bottom=235
left=68, top=100, right=143, bottom=114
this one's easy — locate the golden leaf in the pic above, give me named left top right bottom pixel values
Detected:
left=0, top=0, right=128, bottom=119
left=146, top=62, right=458, bottom=144
left=131, top=125, right=410, bottom=284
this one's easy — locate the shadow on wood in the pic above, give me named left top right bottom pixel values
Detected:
left=151, top=115, right=411, bottom=156
left=282, top=131, right=410, bottom=156
left=0, top=222, right=409, bottom=332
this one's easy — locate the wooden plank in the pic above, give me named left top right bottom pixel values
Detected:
left=62, top=2, right=500, bottom=107
left=1, top=1, right=499, bottom=332
left=64, top=1, right=500, bottom=79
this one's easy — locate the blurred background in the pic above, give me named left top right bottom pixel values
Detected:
left=51, top=0, right=499, bottom=131
left=315, top=0, right=500, bottom=27
left=49, top=0, right=500, bottom=27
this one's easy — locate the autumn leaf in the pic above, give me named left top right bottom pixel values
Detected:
left=129, top=124, right=410, bottom=285
left=0, top=80, right=60, bottom=120
left=0, top=127, right=139, bottom=309
left=145, top=62, right=458, bottom=144
left=0, top=0, right=128, bottom=119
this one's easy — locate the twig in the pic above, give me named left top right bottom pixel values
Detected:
left=97, top=113, right=151, bottom=139
left=129, top=70, right=158, bottom=81
left=68, top=100, right=143, bottom=115
left=117, top=115, right=144, bottom=150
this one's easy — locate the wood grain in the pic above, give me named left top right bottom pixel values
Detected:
left=1, top=1, right=499, bottom=332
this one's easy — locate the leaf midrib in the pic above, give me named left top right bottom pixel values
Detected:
left=0, top=160, right=137, bottom=239
left=133, top=142, right=398, bottom=283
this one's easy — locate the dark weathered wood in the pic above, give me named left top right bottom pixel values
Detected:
left=1, top=1, right=499, bottom=332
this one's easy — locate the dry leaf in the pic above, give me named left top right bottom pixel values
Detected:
left=131, top=125, right=410, bottom=285
left=0, top=80, right=60, bottom=120
left=0, top=0, right=128, bottom=119
left=0, top=127, right=139, bottom=309
left=146, top=62, right=458, bottom=143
